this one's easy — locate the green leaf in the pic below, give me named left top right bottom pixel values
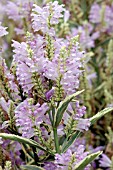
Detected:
left=90, top=107, right=113, bottom=125
left=81, top=0, right=87, bottom=13
left=54, top=90, right=84, bottom=127
left=0, top=133, right=46, bottom=152
left=21, top=165, right=44, bottom=170
left=74, top=151, right=102, bottom=170
left=61, top=131, right=81, bottom=153
left=61, top=107, right=113, bottom=153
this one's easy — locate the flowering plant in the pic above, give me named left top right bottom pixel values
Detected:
left=0, top=1, right=113, bottom=170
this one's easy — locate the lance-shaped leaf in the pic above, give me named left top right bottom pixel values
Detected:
left=0, top=133, right=52, bottom=154
left=90, top=107, right=113, bottom=125
left=61, top=131, right=81, bottom=153
left=54, top=90, right=84, bottom=127
left=21, top=165, right=44, bottom=170
left=62, top=107, right=113, bottom=153
left=74, top=151, right=102, bottom=170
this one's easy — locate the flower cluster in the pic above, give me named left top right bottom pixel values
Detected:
left=31, top=1, right=65, bottom=35
left=5, top=0, right=35, bottom=35
left=54, top=145, right=90, bottom=170
left=15, top=99, right=49, bottom=138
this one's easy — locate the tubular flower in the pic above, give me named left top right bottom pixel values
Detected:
left=99, top=154, right=112, bottom=169
left=0, top=22, right=8, bottom=37
left=12, top=40, right=28, bottom=63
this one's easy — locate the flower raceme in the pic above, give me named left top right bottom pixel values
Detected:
left=15, top=99, right=49, bottom=138
left=31, top=1, right=65, bottom=35
left=89, top=2, right=113, bottom=35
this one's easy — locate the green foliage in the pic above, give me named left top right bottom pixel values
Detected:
left=61, top=131, right=81, bottom=153
left=21, top=165, right=44, bottom=170
left=62, top=107, right=113, bottom=152
left=0, top=133, right=47, bottom=152
left=90, top=107, right=113, bottom=125
left=54, top=90, right=84, bottom=127
left=74, top=151, right=102, bottom=170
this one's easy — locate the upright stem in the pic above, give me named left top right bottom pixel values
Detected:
left=53, top=127, right=60, bottom=153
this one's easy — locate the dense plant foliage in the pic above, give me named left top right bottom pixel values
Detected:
left=0, top=0, right=113, bottom=169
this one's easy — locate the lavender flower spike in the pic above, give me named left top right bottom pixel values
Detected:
left=89, top=3, right=101, bottom=24
left=31, top=1, right=65, bottom=35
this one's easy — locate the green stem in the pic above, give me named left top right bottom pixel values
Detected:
left=48, top=110, right=53, bottom=125
left=52, top=106, right=55, bottom=123
left=53, top=127, right=60, bottom=153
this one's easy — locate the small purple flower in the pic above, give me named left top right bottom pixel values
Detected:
left=69, top=137, right=86, bottom=152
left=76, top=118, right=91, bottom=132
left=54, top=145, right=90, bottom=170
left=44, top=162, right=57, bottom=170
left=2, top=140, right=24, bottom=166
left=74, top=101, right=86, bottom=118
left=45, top=88, right=55, bottom=100
left=0, top=22, right=8, bottom=37
left=55, top=149, right=72, bottom=168
left=12, top=40, right=28, bottom=63
left=99, top=154, right=111, bottom=168
left=43, top=60, right=58, bottom=80
left=63, top=101, right=87, bottom=121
